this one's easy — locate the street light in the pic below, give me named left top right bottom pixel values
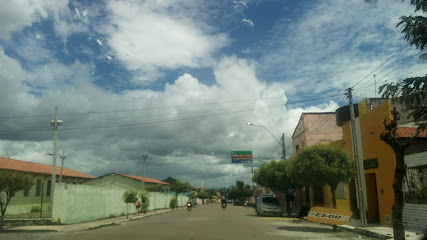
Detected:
left=247, top=123, right=286, bottom=160
left=141, top=154, right=148, bottom=190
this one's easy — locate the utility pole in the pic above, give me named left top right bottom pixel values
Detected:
left=59, top=149, right=66, bottom=183
left=281, top=133, right=286, bottom=160
left=347, top=88, right=368, bottom=226
left=50, top=107, right=62, bottom=218
left=141, top=154, right=148, bottom=190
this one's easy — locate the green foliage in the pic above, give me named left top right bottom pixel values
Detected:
left=291, top=145, right=356, bottom=189
left=0, top=170, right=34, bottom=232
left=122, top=190, right=138, bottom=204
left=398, top=0, right=427, bottom=50
left=122, top=189, right=138, bottom=218
left=169, top=197, right=178, bottom=209
left=227, top=181, right=252, bottom=200
left=197, top=191, right=208, bottom=199
left=30, top=206, right=41, bottom=213
left=379, top=75, right=427, bottom=131
left=163, top=177, right=193, bottom=195
left=253, top=160, right=302, bottom=192
left=188, top=191, right=196, bottom=200
left=139, top=191, right=150, bottom=214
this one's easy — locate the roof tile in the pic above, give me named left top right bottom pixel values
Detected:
left=0, top=157, right=94, bottom=179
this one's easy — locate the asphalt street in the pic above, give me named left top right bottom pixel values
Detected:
left=1, top=204, right=378, bottom=240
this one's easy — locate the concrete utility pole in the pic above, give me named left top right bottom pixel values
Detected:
left=141, top=154, right=148, bottom=190
left=59, top=149, right=66, bottom=183
left=347, top=88, right=368, bottom=227
left=50, top=106, right=63, bottom=218
left=281, top=133, right=286, bottom=160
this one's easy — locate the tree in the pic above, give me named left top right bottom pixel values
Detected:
left=379, top=76, right=427, bottom=132
left=196, top=192, right=208, bottom=204
left=122, top=190, right=138, bottom=219
left=162, top=177, right=192, bottom=196
left=227, top=181, right=252, bottom=201
left=290, top=145, right=356, bottom=209
left=253, top=160, right=302, bottom=216
left=379, top=2, right=427, bottom=239
left=138, top=190, right=150, bottom=214
left=0, top=171, right=34, bottom=232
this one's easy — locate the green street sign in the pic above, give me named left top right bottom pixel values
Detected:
left=231, top=151, right=253, bottom=163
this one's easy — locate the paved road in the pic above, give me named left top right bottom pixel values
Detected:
left=1, top=205, right=377, bottom=240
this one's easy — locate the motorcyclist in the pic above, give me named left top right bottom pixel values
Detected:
left=221, top=197, right=227, bottom=209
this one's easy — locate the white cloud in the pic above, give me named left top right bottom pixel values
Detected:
left=102, top=0, right=229, bottom=83
left=258, top=0, right=424, bottom=96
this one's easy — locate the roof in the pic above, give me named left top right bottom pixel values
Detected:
left=109, top=172, right=171, bottom=185
left=396, top=127, right=427, bottom=138
left=0, top=157, right=94, bottom=179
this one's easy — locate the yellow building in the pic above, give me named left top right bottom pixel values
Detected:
left=337, top=99, right=400, bottom=226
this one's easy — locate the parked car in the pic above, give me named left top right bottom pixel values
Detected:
left=256, top=196, right=283, bottom=217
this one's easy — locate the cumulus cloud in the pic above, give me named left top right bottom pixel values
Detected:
left=101, top=0, right=229, bottom=83
left=0, top=49, right=338, bottom=187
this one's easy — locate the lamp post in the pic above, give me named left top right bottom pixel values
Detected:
left=141, top=154, right=148, bottom=190
left=59, top=149, right=66, bottom=183
left=247, top=123, right=286, bottom=160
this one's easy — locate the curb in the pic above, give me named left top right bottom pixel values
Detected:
left=336, top=225, right=392, bottom=239
left=300, top=217, right=392, bottom=239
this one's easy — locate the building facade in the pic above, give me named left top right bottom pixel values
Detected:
left=0, top=157, right=94, bottom=215
left=83, top=172, right=171, bottom=193
left=291, top=112, right=349, bottom=209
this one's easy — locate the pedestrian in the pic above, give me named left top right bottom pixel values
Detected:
left=135, top=200, right=141, bottom=215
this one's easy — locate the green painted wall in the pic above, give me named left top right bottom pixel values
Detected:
left=4, top=173, right=89, bottom=215
left=52, top=183, right=187, bottom=224
left=83, top=173, right=170, bottom=193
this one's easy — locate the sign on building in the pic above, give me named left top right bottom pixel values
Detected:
left=231, top=151, right=253, bottom=163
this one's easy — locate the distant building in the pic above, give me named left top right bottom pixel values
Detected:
left=291, top=112, right=345, bottom=208
left=0, top=157, right=94, bottom=214
left=83, top=172, right=171, bottom=193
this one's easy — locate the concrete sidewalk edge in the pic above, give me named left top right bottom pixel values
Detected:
left=4, top=208, right=184, bottom=233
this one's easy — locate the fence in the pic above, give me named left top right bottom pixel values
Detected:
left=52, top=183, right=188, bottom=224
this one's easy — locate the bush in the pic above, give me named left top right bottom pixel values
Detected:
left=139, top=191, right=150, bottom=214
left=30, top=206, right=40, bottom=213
left=170, top=198, right=178, bottom=209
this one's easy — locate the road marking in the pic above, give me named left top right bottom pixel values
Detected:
left=187, top=217, right=209, bottom=221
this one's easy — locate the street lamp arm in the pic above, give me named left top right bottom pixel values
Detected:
left=247, top=123, right=282, bottom=146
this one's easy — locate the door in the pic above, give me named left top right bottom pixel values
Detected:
left=365, top=173, right=379, bottom=223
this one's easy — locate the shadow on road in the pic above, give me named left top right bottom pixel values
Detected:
left=277, top=226, right=338, bottom=233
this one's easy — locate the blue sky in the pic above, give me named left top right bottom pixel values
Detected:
left=1, top=0, right=426, bottom=188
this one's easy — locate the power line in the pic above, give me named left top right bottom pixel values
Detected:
left=352, top=43, right=410, bottom=88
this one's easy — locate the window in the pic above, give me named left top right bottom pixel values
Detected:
left=24, top=186, right=30, bottom=196
left=47, top=180, right=52, bottom=196
left=36, top=179, right=41, bottom=196
left=295, top=144, right=299, bottom=152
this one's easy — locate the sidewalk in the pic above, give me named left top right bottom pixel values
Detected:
left=4, top=208, right=182, bottom=233
left=336, top=218, right=424, bottom=240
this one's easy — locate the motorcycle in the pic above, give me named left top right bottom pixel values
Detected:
left=187, top=203, right=191, bottom=211
left=221, top=202, right=227, bottom=210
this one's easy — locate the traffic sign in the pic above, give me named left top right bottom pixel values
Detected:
left=307, top=206, right=352, bottom=225
left=231, top=151, right=253, bottom=163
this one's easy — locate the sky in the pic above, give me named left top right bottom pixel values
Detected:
left=1, top=0, right=426, bottom=188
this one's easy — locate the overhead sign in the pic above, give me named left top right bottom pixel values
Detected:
left=307, top=206, right=352, bottom=225
left=231, top=151, right=253, bottom=163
